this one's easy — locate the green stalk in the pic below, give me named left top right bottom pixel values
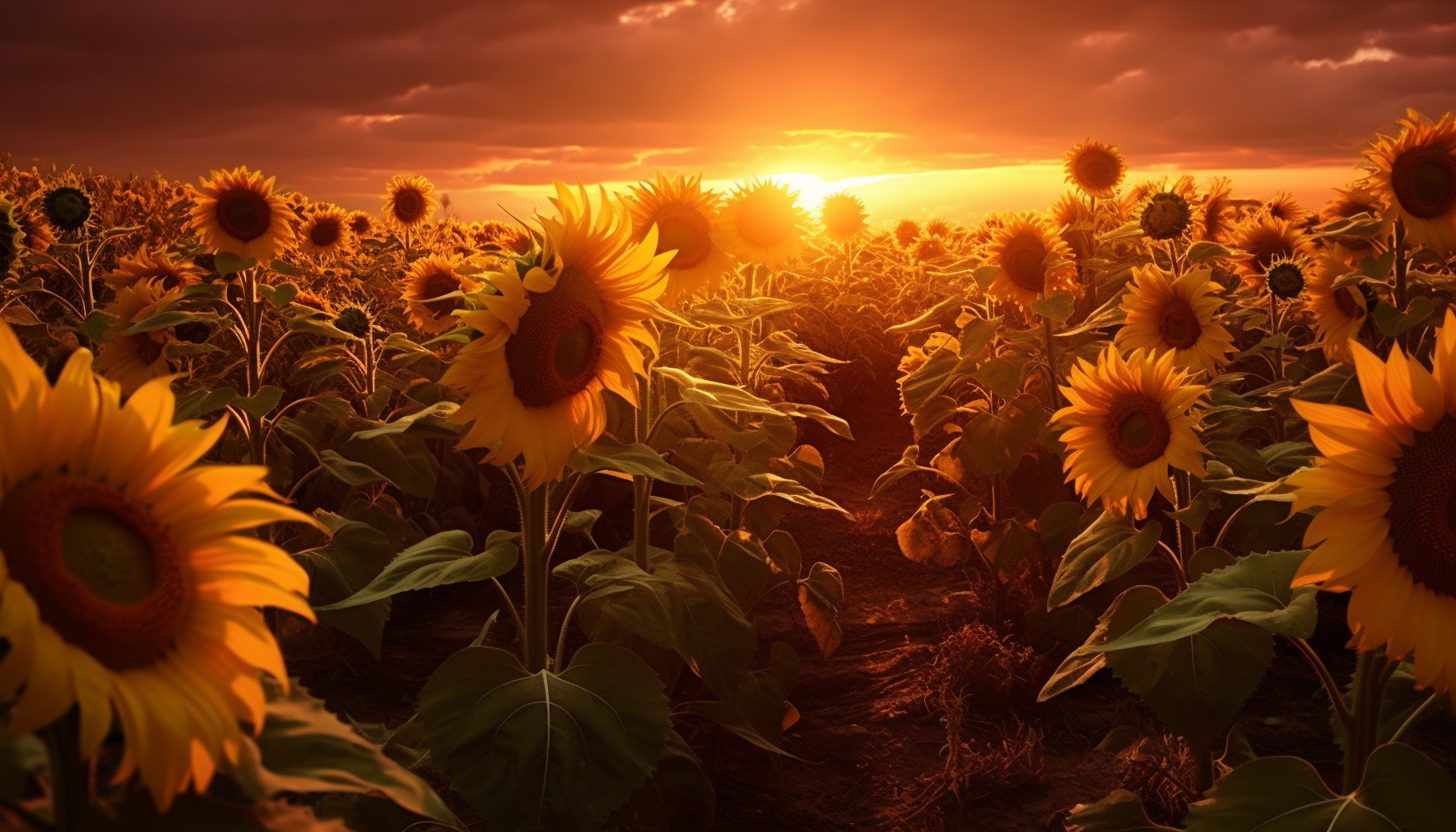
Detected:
left=506, top=466, right=551, bottom=673
left=1393, top=218, right=1409, bottom=351
left=632, top=373, right=653, bottom=571
left=1173, top=470, right=1195, bottom=581
left=241, top=269, right=267, bottom=466
left=40, top=715, right=81, bottom=832
left=1042, top=314, right=1063, bottom=410
left=1343, top=649, right=1393, bottom=792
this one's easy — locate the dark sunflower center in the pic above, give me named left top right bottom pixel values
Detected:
left=504, top=265, right=606, bottom=408
left=1141, top=194, right=1192, bottom=241
left=1076, top=150, right=1120, bottom=191
left=1157, top=298, right=1202, bottom=349
left=0, top=475, right=190, bottom=670
left=1104, top=392, right=1172, bottom=468
left=1392, top=147, right=1456, bottom=220
left=1334, top=285, right=1365, bottom=320
left=1001, top=232, right=1048, bottom=293
left=1266, top=262, right=1305, bottom=299
left=393, top=189, right=426, bottom=224
left=420, top=270, right=463, bottom=318
left=653, top=206, right=713, bottom=269
left=735, top=194, right=798, bottom=249
left=45, top=188, right=92, bottom=230
left=1385, top=415, right=1456, bottom=598
left=335, top=307, right=371, bottom=338
left=349, top=215, right=372, bottom=235
left=134, top=333, right=166, bottom=366
left=215, top=188, right=271, bottom=242
left=310, top=218, right=342, bottom=248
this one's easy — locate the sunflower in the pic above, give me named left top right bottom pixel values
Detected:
left=985, top=212, right=1078, bottom=314
left=443, top=182, right=671, bottom=488
left=1065, top=139, right=1127, bottom=199
left=1265, top=190, right=1309, bottom=226
left=1289, top=310, right=1456, bottom=698
left=401, top=255, right=481, bottom=335
left=188, top=167, right=297, bottom=262
left=912, top=233, right=950, bottom=264
left=1054, top=346, right=1209, bottom=520
left=1198, top=177, right=1237, bottom=243
left=101, top=248, right=203, bottom=292
left=1138, top=190, right=1194, bottom=241
left=333, top=305, right=373, bottom=339
left=0, top=197, right=22, bottom=279
left=625, top=172, right=732, bottom=300
left=819, top=191, right=868, bottom=242
left=1320, top=183, right=1387, bottom=252
left=894, top=219, right=921, bottom=249
left=899, top=331, right=959, bottom=376
left=298, top=205, right=355, bottom=259
left=93, top=279, right=182, bottom=394
left=1363, top=109, right=1456, bottom=253
left=347, top=211, right=375, bottom=238
left=924, top=217, right=953, bottom=238
left=42, top=186, right=92, bottom=232
left=0, top=319, right=316, bottom=810
left=1307, top=246, right=1368, bottom=364
left=1230, top=210, right=1312, bottom=289
left=1052, top=192, right=1096, bottom=263
left=381, top=174, right=437, bottom=232
left=719, top=177, right=807, bottom=270
left=1115, top=264, right=1234, bottom=377
left=1264, top=254, right=1308, bottom=300
left=17, top=208, right=56, bottom=256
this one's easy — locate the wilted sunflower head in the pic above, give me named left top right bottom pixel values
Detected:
left=0, top=197, right=23, bottom=279
left=913, top=233, right=950, bottom=263
left=819, top=191, right=869, bottom=242
left=625, top=172, right=731, bottom=299
left=334, top=305, right=373, bottom=338
left=188, top=166, right=297, bottom=262
left=16, top=207, right=55, bottom=256
left=382, top=174, right=437, bottom=231
left=42, top=186, right=92, bottom=231
left=299, top=205, right=355, bottom=258
left=1363, top=109, right=1456, bottom=252
left=1139, top=191, right=1194, bottom=241
left=1198, top=177, right=1237, bottom=243
left=894, top=218, right=922, bottom=249
left=101, top=248, right=203, bottom=292
left=1065, top=139, right=1127, bottom=199
left=720, top=177, right=807, bottom=269
left=1231, top=210, right=1312, bottom=289
left=986, top=211, right=1078, bottom=314
left=924, top=217, right=952, bottom=238
left=1265, top=190, right=1308, bottom=225
left=402, top=255, right=480, bottom=334
left=1264, top=255, right=1307, bottom=299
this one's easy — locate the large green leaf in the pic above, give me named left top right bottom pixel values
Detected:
left=232, top=682, right=456, bottom=826
left=955, top=393, right=1047, bottom=475
left=570, top=436, right=701, bottom=485
left=315, top=529, right=517, bottom=610
left=1039, top=585, right=1168, bottom=702
left=1099, top=550, right=1317, bottom=650
left=418, top=643, right=673, bottom=832
left=1048, top=509, right=1163, bottom=609
left=606, top=731, right=715, bottom=832
left=1184, top=743, right=1456, bottom=831
left=1066, top=789, right=1179, bottom=832
left=897, top=340, right=962, bottom=415
left=295, top=513, right=395, bottom=656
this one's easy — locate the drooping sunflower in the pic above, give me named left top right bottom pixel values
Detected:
left=381, top=174, right=437, bottom=232
left=1363, top=109, right=1456, bottom=253
left=1054, top=346, right=1209, bottom=520
left=894, top=218, right=921, bottom=249
left=1319, top=183, right=1387, bottom=252
left=1197, top=177, right=1237, bottom=243
left=1307, top=245, right=1369, bottom=364
left=719, top=177, right=807, bottom=270
left=401, top=254, right=481, bottom=335
left=0, top=320, right=316, bottom=810
left=1230, top=210, right=1312, bottom=290
left=985, top=211, right=1078, bottom=314
left=42, top=186, right=92, bottom=232
left=17, top=208, right=56, bottom=256
left=625, top=172, right=732, bottom=300
left=101, top=248, right=203, bottom=292
left=443, top=183, right=672, bottom=488
left=188, top=167, right=297, bottom=262
left=1265, top=190, right=1309, bottom=225
left=819, top=191, right=869, bottom=243
left=1064, top=139, right=1127, bottom=199
left=298, top=205, right=356, bottom=259
left=1289, top=311, right=1456, bottom=697
left=93, top=279, right=182, bottom=394
left=1052, top=192, right=1096, bottom=263
left=347, top=211, right=375, bottom=238
left=1115, top=264, right=1234, bottom=378
left=0, top=197, right=22, bottom=279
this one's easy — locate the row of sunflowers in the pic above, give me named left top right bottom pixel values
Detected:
left=0, top=107, right=1452, bottom=830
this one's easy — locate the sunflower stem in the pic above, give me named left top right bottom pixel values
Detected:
left=1393, top=218, right=1408, bottom=351
left=1286, top=636, right=1355, bottom=734
left=504, top=465, right=551, bottom=673
left=77, top=240, right=94, bottom=318
left=1195, top=748, right=1214, bottom=795
left=39, top=714, right=82, bottom=832
left=1173, top=470, right=1196, bottom=583
left=1389, top=690, right=1443, bottom=744
left=241, top=268, right=268, bottom=466
left=632, top=372, right=654, bottom=571
left=1042, top=314, right=1063, bottom=409
left=1343, top=649, right=1392, bottom=792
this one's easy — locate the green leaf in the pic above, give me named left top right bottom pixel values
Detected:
left=234, top=385, right=284, bottom=419
left=1048, top=510, right=1163, bottom=609
left=956, top=394, right=1048, bottom=476
left=317, top=449, right=389, bottom=487
left=316, top=530, right=517, bottom=610
left=717, top=461, right=849, bottom=515
left=1031, top=291, right=1076, bottom=322
left=77, top=309, right=117, bottom=345
left=798, top=562, right=844, bottom=657
left=973, top=354, right=1026, bottom=400
left=1066, top=789, right=1179, bottom=832
left=982, top=517, right=1040, bottom=574
left=232, top=681, right=455, bottom=825
left=418, top=643, right=673, bottom=832
left=1183, top=743, right=1456, bottom=831
left=0, top=732, right=45, bottom=801
left=895, top=496, right=971, bottom=567
left=1372, top=296, right=1435, bottom=337
left=1039, top=585, right=1168, bottom=702
left=870, top=444, right=927, bottom=500
left=0, top=301, right=42, bottom=326
left=1099, top=550, right=1317, bottom=649
left=349, top=400, right=461, bottom=440
left=1187, top=546, right=1237, bottom=581
left=295, top=514, right=395, bottom=656
left=214, top=252, right=257, bottom=276
left=897, top=341, right=962, bottom=415
left=1187, top=241, right=1239, bottom=263
left=607, top=731, right=715, bottom=832
left=657, top=365, right=781, bottom=416
left=570, top=436, right=701, bottom=485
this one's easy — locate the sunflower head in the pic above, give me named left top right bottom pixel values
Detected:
left=1115, top=264, right=1235, bottom=378
left=1198, top=177, right=1237, bottom=243
left=0, top=197, right=23, bottom=279
left=894, top=218, right=922, bottom=249
left=101, top=248, right=203, bottom=292
left=1054, top=346, right=1209, bottom=520
left=819, top=191, right=869, bottom=242
left=298, top=205, right=356, bottom=259
left=16, top=208, right=56, bottom=256
left=1065, top=139, right=1127, bottom=199
left=402, top=254, right=480, bottom=334
left=1052, top=191, right=1096, bottom=261
left=986, top=211, right=1078, bottom=314
left=912, top=233, right=950, bottom=263
left=93, top=280, right=181, bottom=394
left=1265, top=190, right=1308, bottom=225
left=924, top=217, right=952, bottom=238
left=347, top=211, right=375, bottom=238
left=719, top=177, right=807, bottom=270
left=189, top=166, right=297, bottom=262
left=1139, top=191, right=1193, bottom=241
left=42, top=186, right=92, bottom=231
left=1320, top=183, right=1388, bottom=251
left=334, top=305, right=373, bottom=338
left=625, top=172, right=731, bottom=300
left=1363, top=109, right=1456, bottom=252
left=382, top=174, right=437, bottom=231
left=1308, top=245, right=1369, bottom=364
left=1264, top=255, right=1307, bottom=299
left=1231, top=210, right=1312, bottom=289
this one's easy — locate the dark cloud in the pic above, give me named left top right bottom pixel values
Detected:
left=2, top=0, right=1453, bottom=218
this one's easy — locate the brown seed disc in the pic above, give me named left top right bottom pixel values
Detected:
left=1157, top=298, right=1202, bottom=350
left=1104, top=392, right=1172, bottom=469
left=215, top=188, right=271, bottom=242
left=504, top=266, right=606, bottom=408
left=1384, top=416, right=1456, bottom=598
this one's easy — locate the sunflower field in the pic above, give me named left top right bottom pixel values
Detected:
left=0, top=110, right=1454, bottom=832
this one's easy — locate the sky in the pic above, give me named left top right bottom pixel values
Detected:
left=2, top=1, right=1454, bottom=225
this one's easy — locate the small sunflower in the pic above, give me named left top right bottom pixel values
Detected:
left=1138, top=190, right=1194, bottom=241
left=1230, top=210, right=1312, bottom=290
left=381, top=174, right=437, bottom=232
left=1265, top=190, right=1309, bottom=226
left=819, top=191, right=869, bottom=242
left=924, top=217, right=953, bottom=238
left=333, top=305, right=374, bottom=339
left=1054, top=346, right=1209, bottom=520
left=894, top=219, right=921, bottom=249
left=16, top=207, right=55, bottom=257
left=189, top=167, right=297, bottom=262
left=1198, top=177, right=1237, bottom=243
left=101, top=248, right=203, bottom=292
left=93, top=280, right=181, bottom=394
left=985, top=212, right=1078, bottom=314
left=1115, top=264, right=1234, bottom=378
left=1052, top=192, right=1096, bottom=263
left=42, top=186, right=92, bottom=232
left=0, top=197, right=22, bottom=279
left=1264, top=254, right=1308, bottom=300
left=443, top=183, right=672, bottom=488
left=1289, top=310, right=1456, bottom=698
left=347, top=211, right=375, bottom=238
left=1320, top=183, right=1388, bottom=252
left=1307, top=246, right=1368, bottom=364
left=625, top=172, right=732, bottom=300
left=0, top=320, right=315, bottom=810
left=898, top=331, right=959, bottom=376
left=1363, top=109, right=1456, bottom=253
left=298, top=205, right=356, bottom=259
left=401, top=255, right=481, bottom=335
left=719, top=177, right=807, bottom=270
left=1064, top=139, right=1127, bottom=199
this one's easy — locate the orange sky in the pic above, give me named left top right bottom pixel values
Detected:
left=4, top=1, right=1454, bottom=226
